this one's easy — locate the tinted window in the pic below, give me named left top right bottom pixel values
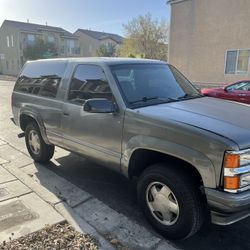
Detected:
left=68, top=64, right=112, bottom=104
left=14, top=61, right=67, bottom=98
left=227, top=81, right=250, bottom=91
left=111, top=63, right=200, bottom=107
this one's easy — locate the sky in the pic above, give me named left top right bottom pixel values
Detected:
left=0, top=0, right=170, bottom=36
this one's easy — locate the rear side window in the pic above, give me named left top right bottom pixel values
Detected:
left=14, top=61, right=67, bottom=98
left=68, top=64, right=112, bottom=104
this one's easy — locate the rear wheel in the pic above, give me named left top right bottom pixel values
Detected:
left=25, top=122, right=54, bottom=163
left=137, top=163, right=205, bottom=240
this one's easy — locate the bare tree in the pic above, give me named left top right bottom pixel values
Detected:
left=118, top=13, right=169, bottom=61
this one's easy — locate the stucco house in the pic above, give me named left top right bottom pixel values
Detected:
left=0, top=20, right=80, bottom=75
left=168, top=0, right=250, bottom=84
left=74, top=29, right=123, bottom=57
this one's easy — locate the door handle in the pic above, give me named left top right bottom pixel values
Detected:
left=63, top=112, right=70, bottom=116
left=239, top=94, right=246, bottom=96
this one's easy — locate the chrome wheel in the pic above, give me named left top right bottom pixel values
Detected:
left=28, top=130, right=41, bottom=155
left=146, top=181, right=179, bottom=225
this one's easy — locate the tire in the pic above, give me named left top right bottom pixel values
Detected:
left=25, top=122, right=54, bottom=163
left=137, top=163, right=205, bottom=240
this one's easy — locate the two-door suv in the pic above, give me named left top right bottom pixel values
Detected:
left=11, top=58, right=250, bottom=239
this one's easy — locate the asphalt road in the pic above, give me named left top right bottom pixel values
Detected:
left=1, top=80, right=250, bottom=250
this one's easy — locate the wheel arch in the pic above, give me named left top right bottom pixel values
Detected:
left=128, top=148, right=204, bottom=185
left=19, top=112, right=50, bottom=144
left=121, top=136, right=216, bottom=188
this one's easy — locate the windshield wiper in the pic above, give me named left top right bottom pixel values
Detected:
left=129, top=96, right=177, bottom=105
left=129, top=96, right=159, bottom=105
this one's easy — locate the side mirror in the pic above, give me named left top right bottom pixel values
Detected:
left=224, top=86, right=228, bottom=92
left=83, top=98, right=116, bottom=113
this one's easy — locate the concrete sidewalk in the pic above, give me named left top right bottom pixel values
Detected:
left=0, top=138, right=177, bottom=249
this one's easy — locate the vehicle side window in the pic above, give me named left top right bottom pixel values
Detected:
left=68, top=64, right=112, bottom=104
left=239, top=82, right=250, bottom=91
left=226, top=82, right=250, bottom=91
left=14, top=61, right=66, bottom=98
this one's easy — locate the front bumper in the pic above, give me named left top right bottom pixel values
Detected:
left=205, top=188, right=250, bottom=225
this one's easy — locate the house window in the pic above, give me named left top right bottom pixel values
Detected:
left=105, top=42, right=114, bottom=53
left=11, top=35, right=14, bottom=47
left=225, top=50, right=250, bottom=75
left=48, top=35, right=55, bottom=43
left=27, top=34, right=35, bottom=44
left=66, top=39, right=75, bottom=54
left=6, top=36, right=10, bottom=47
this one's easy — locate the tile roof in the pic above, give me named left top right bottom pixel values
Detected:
left=1, top=20, right=77, bottom=38
left=76, top=29, right=123, bottom=43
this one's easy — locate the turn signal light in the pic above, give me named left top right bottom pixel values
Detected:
left=224, top=153, right=240, bottom=168
left=224, top=176, right=240, bottom=190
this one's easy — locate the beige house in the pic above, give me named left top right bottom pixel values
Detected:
left=75, top=29, right=123, bottom=57
left=168, top=0, right=250, bottom=84
left=0, top=20, right=80, bottom=75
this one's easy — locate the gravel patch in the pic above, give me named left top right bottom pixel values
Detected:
left=0, top=222, right=98, bottom=250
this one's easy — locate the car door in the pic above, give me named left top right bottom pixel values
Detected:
left=223, top=81, right=250, bottom=103
left=61, top=64, right=123, bottom=170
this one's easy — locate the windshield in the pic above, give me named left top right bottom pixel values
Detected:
left=110, top=63, right=202, bottom=108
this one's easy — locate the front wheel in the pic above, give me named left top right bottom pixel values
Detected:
left=137, top=164, right=205, bottom=240
left=25, top=122, right=54, bottom=163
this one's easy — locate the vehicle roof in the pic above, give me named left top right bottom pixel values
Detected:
left=26, top=57, right=166, bottom=66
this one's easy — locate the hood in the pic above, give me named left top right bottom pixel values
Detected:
left=137, top=97, right=250, bottom=149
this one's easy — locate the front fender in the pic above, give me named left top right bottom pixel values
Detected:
left=121, top=135, right=216, bottom=188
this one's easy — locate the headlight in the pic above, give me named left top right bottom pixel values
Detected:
left=223, top=149, right=250, bottom=193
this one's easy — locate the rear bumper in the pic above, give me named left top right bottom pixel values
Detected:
left=205, top=188, right=250, bottom=225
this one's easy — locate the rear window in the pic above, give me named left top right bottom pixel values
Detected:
left=14, top=61, right=67, bottom=98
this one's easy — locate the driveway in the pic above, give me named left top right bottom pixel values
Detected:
left=1, top=80, right=250, bottom=250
